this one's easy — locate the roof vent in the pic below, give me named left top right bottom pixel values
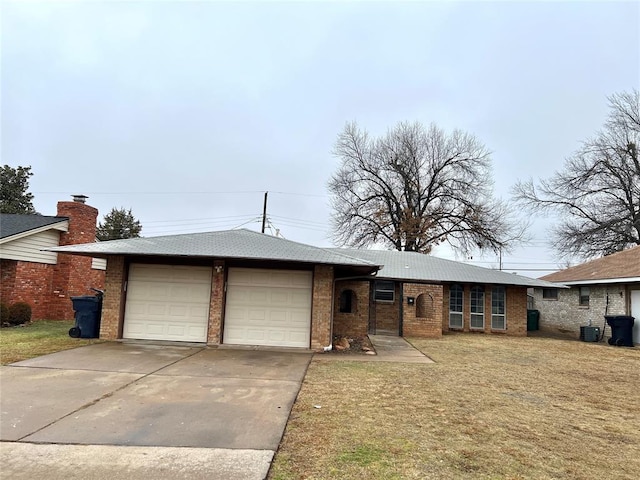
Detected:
left=72, top=194, right=88, bottom=204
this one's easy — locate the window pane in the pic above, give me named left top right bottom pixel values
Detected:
left=491, top=286, right=506, bottom=330
left=450, top=285, right=463, bottom=312
left=471, top=286, right=484, bottom=314
left=542, top=288, right=558, bottom=299
left=492, top=286, right=505, bottom=315
left=579, top=286, right=590, bottom=306
left=471, top=313, right=484, bottom=329
left=450, top=312, right=463, bottom=328
left=491, top=315, right=505, bottom=330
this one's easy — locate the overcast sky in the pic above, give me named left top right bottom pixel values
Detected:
left=2, top=0, right=638, bottom=277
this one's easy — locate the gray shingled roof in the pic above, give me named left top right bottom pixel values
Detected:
left=48, top=229, right=379, bottom=267
left=0, top=214, right=68, bottom=239
left=328, top=248, right=561, bottom=288
left=48, top=228, right=559, bottom=287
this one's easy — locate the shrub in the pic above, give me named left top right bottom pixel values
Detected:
left=0, top=302, right=9, bottom=326
left=8, top=302, right=32, bottom=326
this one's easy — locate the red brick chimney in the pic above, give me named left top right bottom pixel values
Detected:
left=51, top=195, right=102, bottom=319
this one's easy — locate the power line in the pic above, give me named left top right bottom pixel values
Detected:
left=143, top=214, right=259, bottom=224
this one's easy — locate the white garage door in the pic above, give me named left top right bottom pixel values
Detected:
left=631, top=290, right=640, bottom=345
left=224, top=268, right=312, bottom=348
left=123, top=264, right=212, bottom=342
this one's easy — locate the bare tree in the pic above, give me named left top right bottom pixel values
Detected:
left=513, top=90, right=640, bottom=260
left=328, top=121, right=522, bottom=255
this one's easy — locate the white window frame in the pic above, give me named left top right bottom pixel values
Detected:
left=449, top=284, right=464, bottom=329
left=470, top=286, right=485, bottom=329
left=579, top=286, right=590, bottom=307
left=491, top=286, right=506, bottom=330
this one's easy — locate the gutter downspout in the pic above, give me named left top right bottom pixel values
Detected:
left=324, top=270, right=379, bottom=352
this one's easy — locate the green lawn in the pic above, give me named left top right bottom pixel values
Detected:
left=0, top=320, right=102, bottom=365
left=270, top=334, right=640, bottom=480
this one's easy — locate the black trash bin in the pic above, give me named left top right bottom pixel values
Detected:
left=604, top=315, right=635, bottom=347
left=69, top=291, right=103, bottom=339
left=527, top=309, right=540, bottom=331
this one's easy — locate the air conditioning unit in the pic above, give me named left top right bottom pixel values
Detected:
left=580, top=326, right=600, bottom=342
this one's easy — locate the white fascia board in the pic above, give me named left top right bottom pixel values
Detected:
left=0, top=221, right=69, bottom=245
left=547, top=278, right=640, bottom=286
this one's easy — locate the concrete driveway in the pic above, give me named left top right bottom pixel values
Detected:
left=0, top=343, right=312, bottom=479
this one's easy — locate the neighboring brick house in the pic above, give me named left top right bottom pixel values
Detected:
left=50, top=229, right=556, bottom=351
left=531, top=246, right=640, bottom=344
left=0, top=195, right=106, bottom=320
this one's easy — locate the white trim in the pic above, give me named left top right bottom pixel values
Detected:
left=547, top=278, right=640, bottom=286
left=0, top=220, right=68, bottom=245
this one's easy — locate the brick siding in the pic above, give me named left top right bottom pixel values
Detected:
left=402, top=283, right=443, bottom=338
left=1, top=259, right=54, bottom=319
left=311, top=265, right=333, bottom=351
left=207, top=262, right=225, bottom=344
left=100, top=255, right=125, bottom=340
left=333, top=280, right=370, bottom=337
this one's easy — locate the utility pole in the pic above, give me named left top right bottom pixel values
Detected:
left=261, top=191, right=268, bottom=233
left=499, top=247, right=503, bottom=271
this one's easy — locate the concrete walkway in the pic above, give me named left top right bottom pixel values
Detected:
left=315, top=335, right=434, bottom=363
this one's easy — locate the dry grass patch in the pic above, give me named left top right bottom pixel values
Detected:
left=270, top=334, right=640, bottom=480
left=0, top=320, right=102, bottom=365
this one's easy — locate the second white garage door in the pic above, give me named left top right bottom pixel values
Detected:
left=123, top=264, right=212, bottom=342
left=224, top=268, right=312, bottom=348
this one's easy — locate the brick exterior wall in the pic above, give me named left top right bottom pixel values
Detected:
left=0, top=199, right=105, bottom=320
left=442, top=283, right=527, bottom=336
left=311, top=265, right=333, bottom=351
left=333, top=280, right=370, bottom=337
left=51, top=200, right=104, bottom=319
left=1, top=259, right=54, bottom=319
left=532, top=284, right=630, bottom=339
left=505, top=286, right=527, bottom=336
left=402, top=283, right=443, bottom=338
left=207, top=262, right=225, bottom=344
left=100, top=256, right=125, bottom=340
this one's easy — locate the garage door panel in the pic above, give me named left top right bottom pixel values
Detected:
left=123, top=264, right=211, bottom=343
left=224, top=268, right=312, bottom=348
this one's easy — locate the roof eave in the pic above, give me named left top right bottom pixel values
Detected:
left=44, top=247, right=380, bottom=269
left=544, top=277, right=640, bottom=286
left=0, top=220, right=69, bottom=244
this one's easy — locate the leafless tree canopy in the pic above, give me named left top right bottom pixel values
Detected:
left=513, top=90, right=640, bottom=260
left=328, top=121, right=521, bottom=255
